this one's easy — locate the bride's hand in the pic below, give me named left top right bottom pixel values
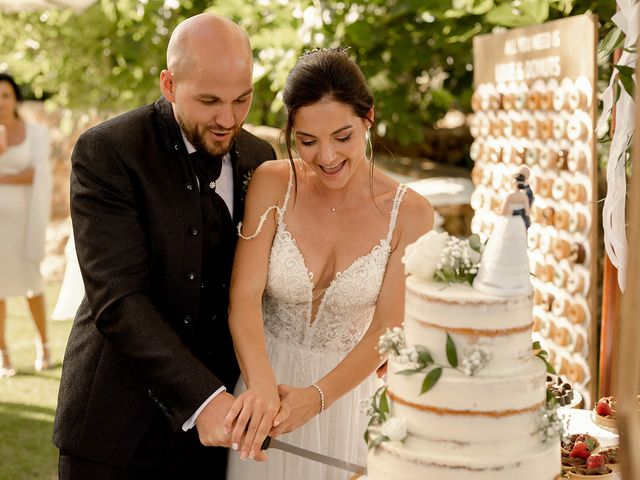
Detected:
left=269, top=384, right=322, bottom=437
left=224, top=384, right=280, bottom=460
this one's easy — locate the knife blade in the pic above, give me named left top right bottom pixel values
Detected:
left=261, top=436, right=366, bottom=475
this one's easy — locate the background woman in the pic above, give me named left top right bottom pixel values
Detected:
left=0, top=73, right=52, bottom=377
left=225, top=48, right=433, bottom=479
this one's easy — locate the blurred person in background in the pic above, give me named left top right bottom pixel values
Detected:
left=0, top=72, right=52, bottom=378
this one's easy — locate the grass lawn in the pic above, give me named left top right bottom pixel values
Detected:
left=0, top=281, right=69, bottom=480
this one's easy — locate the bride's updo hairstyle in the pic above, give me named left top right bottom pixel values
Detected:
left=282, top=47, right=375, bottom=166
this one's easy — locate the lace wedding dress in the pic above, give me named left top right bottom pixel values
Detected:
left=226, top=167, right=407, bottom=480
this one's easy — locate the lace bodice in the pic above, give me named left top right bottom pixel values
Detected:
left=251, top=166, right=407, bottom=354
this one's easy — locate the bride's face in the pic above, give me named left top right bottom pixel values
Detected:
left=293, top=98, right=372, bottom=189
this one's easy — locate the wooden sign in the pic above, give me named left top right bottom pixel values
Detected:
left=469, top=15, right=598, bottom=406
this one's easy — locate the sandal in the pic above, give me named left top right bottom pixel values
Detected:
left=0, top=348, right=16, bottom=378
left=34, top=340, right=52, bottom=371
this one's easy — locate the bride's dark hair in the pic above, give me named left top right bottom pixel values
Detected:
left=281, top=47, right=375, bottom=191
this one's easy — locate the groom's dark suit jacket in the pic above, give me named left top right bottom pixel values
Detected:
left=53, top=97, right=275, bottom=476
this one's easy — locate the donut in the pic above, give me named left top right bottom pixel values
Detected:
left=552, top=88, right=566, bottom=111
left=539, top=179, right=553, bottom=199
left=471, top=165, right=483, bottom=186
left=567, top=115, right=589, bottom=142
left=531, top=206, right=543, bottom=224
left=490, top=117, right=504, bottom=137
left=553, top=238, right=571, bottom=260
left=539, top=231, right=553, bottom=253
left=567, top=270, right=586, bottom=295
left=567, top=362, right=585, bottom=384
left=572, top=331, right=586, bottom=356
left=470, top=141, right=483, bottom=162
left=553, top=263, right=569, bottom=288
left=553, top=326, right=571, bottom=347
left=511, top=145, right=525, bottom=164
left=481, top=167, right=492, bottom=186
left=559, top=357, right=571, bottom=376
left=551, top=178, right=568, bottom=201
left=552, top=116, right=567, bottom=140
left=527, top=91, right=541, bottom=110
left=533, top=288, right=543, bottom=305
left=514, top=118, right=529, bottom=138
left=542, top=205, right=555, bottom=225
left=528, top=229, right=540, bottom=249
left=533, top=315, right=542, bottom=332
left=502, top=93, right=515, bottom=111
left=539, top=147, right=557, bottom=169
left=568, top=147, right=587, bottom=172
left=540, top=315, right=552, bottom=337
left=489, top=145, right=502, bottom=163
left=479, top=115, right=490, bottom=137
left=525, top=146, right=539, bottom=166
left=552, top=296, right=567, bottom=317
left=568, top=89, right=587, bottom=111
left=567, top=303, right=586, bottom=324
left=569, top=243, right=586, bottom=264
left=568, top=183, right=587, bottom=203
left=527, top=118, right=538, bottom=140
left=556, top=149, right=569, bottom=170
left=471, top=91, right=482, bottom=112
left=514, top=91, right=527, bottom=110
left=538, top=118, right=553, bottom=140
left=568, top=210, right=587, bottom=234
left=489, top=93, right=502, bottom=110
left=539, top=91, right=553, bottom=111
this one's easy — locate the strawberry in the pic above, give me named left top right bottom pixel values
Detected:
left=596, top=400, right=613, bottom=417
left=570, top=441, right=591, bottom=460
left=586, top=454, right=605, bottom=469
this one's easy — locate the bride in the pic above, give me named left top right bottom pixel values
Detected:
left=224, top=48, right=433, bottom=479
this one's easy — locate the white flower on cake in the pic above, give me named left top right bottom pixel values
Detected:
left=402, top=230, right=450, bottom=280
left=536, top=403, right=563, bottom=443
left=381, top=417, right=408, bottom=442
left=377, top=326, right=405, bottom=356
left=460, top=346, right=492, bottom=376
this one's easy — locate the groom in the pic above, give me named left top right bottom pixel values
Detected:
left=53, top=14, right=276, bottom=479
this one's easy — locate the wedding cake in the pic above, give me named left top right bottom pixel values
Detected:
left=366, top=231, right=561, bottom=480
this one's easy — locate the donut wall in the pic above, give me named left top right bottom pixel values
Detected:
left=470, top=15, right=598, bottom=407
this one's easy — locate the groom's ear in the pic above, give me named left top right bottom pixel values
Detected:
left=160, top=70, right=176, bottom=102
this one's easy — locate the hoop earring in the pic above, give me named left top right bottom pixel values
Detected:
left=365, top=129, right=373, bottom=162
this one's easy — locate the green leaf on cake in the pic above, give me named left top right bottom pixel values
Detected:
left=446, top=333, right=458, bottom=368
left=379, top=388, right=389, bottom=415
left=368, top=435, right=390, bottom=449
left=415, top=346, right=433, bottom=365
left=421, top=367, right=443, bottom=394
left=468, top=233, right=482, bottom=252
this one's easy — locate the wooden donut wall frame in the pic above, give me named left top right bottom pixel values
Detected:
left=470, top=16, right=598, bottom=407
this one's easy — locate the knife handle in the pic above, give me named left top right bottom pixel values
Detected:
left=261, top=436, right=272, bottom=450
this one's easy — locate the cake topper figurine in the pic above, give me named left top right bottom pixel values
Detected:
left=472, top=169, right=533, bottom=296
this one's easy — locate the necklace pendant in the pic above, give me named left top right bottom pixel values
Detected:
left=331, top=207, right=336, bottom=212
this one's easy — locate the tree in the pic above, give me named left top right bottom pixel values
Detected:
left=0, top=0, right=617, bottom=148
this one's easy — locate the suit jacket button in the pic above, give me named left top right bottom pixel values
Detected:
left=190, top=227, right=199, bottom=236
left=186, top=272, right=196, bottom=281
left=183, top=315, right=192, bottom=325
left=185, top=183, right=194, bottom=191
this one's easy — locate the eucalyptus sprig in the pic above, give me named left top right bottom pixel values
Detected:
left=363, top=386, right=391, bottom=448
left=533, top=340, right=556, bottom=374
left=396, top=333, right=490, bottom=395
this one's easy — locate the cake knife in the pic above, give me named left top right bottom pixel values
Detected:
left=261, top=436, right=366, bottom=474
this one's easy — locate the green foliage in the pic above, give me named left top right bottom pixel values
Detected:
left=0, top=0, right=617, bottom=148
left=446, top=332, right=458, bottom=368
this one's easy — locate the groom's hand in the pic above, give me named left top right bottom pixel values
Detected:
left=195, top=392, right=268, bottom=461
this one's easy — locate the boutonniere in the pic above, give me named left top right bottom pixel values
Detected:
left=241, top=169, right=254, bottom=200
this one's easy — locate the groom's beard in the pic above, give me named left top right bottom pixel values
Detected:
left=177, top=115, right=242, bottom=157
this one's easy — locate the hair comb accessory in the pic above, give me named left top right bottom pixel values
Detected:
left=300, top=46, right=351, bottom=58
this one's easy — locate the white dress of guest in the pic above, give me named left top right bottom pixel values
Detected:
left=52, top=229, right=85, bottom=321
left=0, top=122, right=51, bottom=297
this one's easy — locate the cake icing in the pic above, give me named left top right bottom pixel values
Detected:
left=366, top=230, right=561, bottom=480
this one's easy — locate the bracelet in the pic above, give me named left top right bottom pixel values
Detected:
left=311, top=383, right=325, bottom=414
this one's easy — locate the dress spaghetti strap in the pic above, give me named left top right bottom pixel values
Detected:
left=237, top=162, right=295, bottom=240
